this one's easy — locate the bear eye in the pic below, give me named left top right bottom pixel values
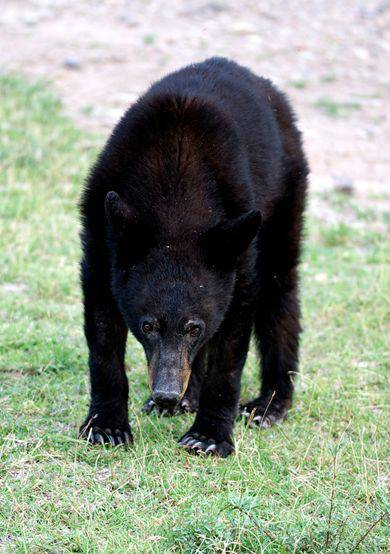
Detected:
left=185, top=320, right=204, bottom=339
left=141, top=319, right=154, bottom=334
left=189, top=325, right=201, bottom=338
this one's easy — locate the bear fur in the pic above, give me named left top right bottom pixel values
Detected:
left=79, top=57, right=308, bottom=456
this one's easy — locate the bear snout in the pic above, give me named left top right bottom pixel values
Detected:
left=152, top=388, right=181, bottom=408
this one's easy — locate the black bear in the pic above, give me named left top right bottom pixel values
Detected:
left=79, top=57, right=308, bottom=457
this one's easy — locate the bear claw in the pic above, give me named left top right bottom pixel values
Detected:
left=178, top=432, right=234, bottom=457
left=80, top=425, right=132, bottom=447
left=240, top=403, right=287, bottom=429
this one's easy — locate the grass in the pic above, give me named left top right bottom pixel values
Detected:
left=143, top=34, right=156, bottom=46
left=314, top=98, right=362, bottom=118
left=320, top=74, right=337, bottom=84
left=288, top=80, right=307, bottom=90
left=0, top=74, right=389, bottom=552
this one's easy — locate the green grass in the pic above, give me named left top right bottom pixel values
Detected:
left=0, top=74, right=389, bottom=553
left=288, top=80, right=307, bottom=90
left=143, top=34, right=156, bottom=46
left=320, top=74, right=337, bottom=84
left=314, top=98, right=362, bottom=118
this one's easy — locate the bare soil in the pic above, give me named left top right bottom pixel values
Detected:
left=1, top=0, right=389, bottom=214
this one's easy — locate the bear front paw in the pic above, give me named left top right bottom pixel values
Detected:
left=178, top=432, right=234, bottom=458
left=240, top=396, right=291, bottom=429
left=79, top=412, right=132, bottom=446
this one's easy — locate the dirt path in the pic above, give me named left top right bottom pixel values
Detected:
left=1, top=0, right=389, bottom=207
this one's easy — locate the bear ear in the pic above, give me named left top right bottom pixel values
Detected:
left=105, top=191, right=134, bottom=233
left=105, top=191, right=154, bottom=263
left=202, top=210, right=262, bottom=269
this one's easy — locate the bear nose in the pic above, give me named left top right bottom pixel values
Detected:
left=152, top=389, right=181, bottom=408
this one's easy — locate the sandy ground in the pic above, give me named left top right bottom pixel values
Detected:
left=1, top=0, right=389, bottom=214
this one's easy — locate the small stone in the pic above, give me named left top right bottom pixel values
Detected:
left=230, top=22, right=258, bottom=36
left=314, top=273, right=328, bottom=283
left=63, top=56, right=81, bottom=70
left=333, top=176, right=354, bottom=195
left=118, top=14, right=139, bottom=27
left=22, top=13, right=40, bottom=26
left=1, top=283, right=28, bottom=294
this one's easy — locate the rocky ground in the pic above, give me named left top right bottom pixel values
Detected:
left=1, top=0, right=389, bottom=221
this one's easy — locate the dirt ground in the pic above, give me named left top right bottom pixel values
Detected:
left=1, top=0, right=389, bottom=209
